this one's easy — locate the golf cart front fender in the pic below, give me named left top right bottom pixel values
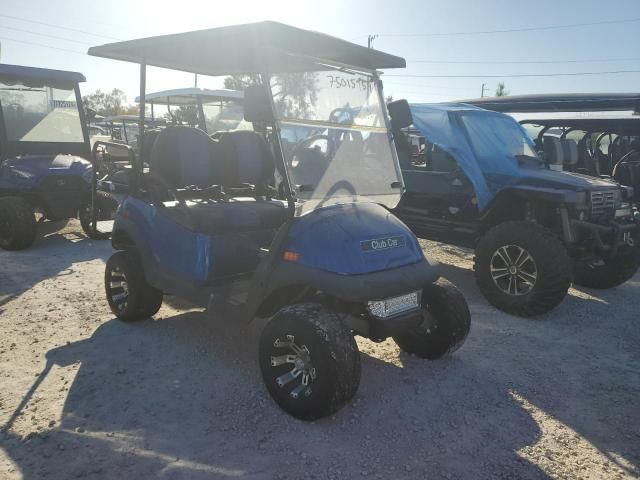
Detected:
left=265, top=259, right=439, bottom=304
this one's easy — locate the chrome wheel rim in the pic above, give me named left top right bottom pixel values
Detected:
left=490, top=245, right=537, bottom=296
left=107, top=266, right=129, bottom=312
left=270, top=334, right=316, bottom=400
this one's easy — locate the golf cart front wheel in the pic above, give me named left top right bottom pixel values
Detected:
left=392, top=279, right=470, bottom=360
left=80, top=191, right=117, bottom=240
left=474, top=221, right=571, bottom=317
left=0, top=196, right=36, bottom=251
left=105, top=250, right=163, bottom=321
left=259, top=303, right=361, bottom=420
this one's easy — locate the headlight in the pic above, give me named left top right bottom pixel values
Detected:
left=615, top=203, right=633, bottom=218
left=367, top=291, right=420, bottom=319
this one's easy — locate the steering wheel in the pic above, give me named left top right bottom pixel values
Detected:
left=290, top=134, right=335, bottom=162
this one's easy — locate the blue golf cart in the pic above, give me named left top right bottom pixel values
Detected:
left=0, top=63, right=116, bottom=250
left=88, top=22, right=471, bottom=420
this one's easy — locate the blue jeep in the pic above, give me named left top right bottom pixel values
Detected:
left=0, top=64, right=113, bottom=250
left=390, top=103, right=640, bottom=317
left=89, top=22, right=471, bottom=420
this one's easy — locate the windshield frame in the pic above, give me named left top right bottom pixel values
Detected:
left=265, top=68, right=404, bottom=215
left=0, top=79, right=90, bottom=158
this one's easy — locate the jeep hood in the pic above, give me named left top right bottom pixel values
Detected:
left=505, top=168, right=619, bottom=192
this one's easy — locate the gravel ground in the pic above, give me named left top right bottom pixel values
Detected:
left=0, top=220, right=639, bottom=480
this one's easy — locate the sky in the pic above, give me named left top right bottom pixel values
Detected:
left=0, top=0, right=639, bottom=106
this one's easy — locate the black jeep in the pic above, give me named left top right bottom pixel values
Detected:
left=390, top=101, right=640, bottom=317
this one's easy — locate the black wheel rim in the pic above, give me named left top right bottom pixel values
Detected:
left=490, top=245, right=538, bottom=296
left=107, top=266, right=129, bottom=312
left=269, top=334, right=317, bottom=400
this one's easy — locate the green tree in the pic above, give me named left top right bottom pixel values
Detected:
left=82, top=88, right=138, bottom=116
left=223, top=73, right=318, bottom=117
left=495, top=82, right=510, bottom=97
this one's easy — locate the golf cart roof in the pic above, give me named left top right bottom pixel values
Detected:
left=88, top=21, right=406, bottom=75
left=520, top=117, right=640, bottom=135
left=456, top=93, right=640, bottom=113
left=0, top=63, right=85, bottom=85
left=136, top=87, right=243, bottom=105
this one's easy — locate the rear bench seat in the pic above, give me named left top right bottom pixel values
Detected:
left=149, top=126, right=288, bottom=278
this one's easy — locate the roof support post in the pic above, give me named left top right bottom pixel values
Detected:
left=138, top=61, right=146, bottom=173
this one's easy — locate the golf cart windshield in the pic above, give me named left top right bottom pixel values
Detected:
left=458, top=111, right=542, bottom=168
left=0, top=79, right=84, bottom=143
left=272, top=70, right=402, bottom=214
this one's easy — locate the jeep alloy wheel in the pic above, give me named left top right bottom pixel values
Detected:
left=490, top=245, right=538, bottom=296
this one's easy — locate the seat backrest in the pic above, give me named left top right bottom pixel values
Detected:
left=430, top=145, right=457, bottom=172
left=149, top=126, right=218, bottom=189
left=561, top=138, right=579, bottom=167
left=217, top=131, right=275, bottom=188
left=543, top=135, right=564, bottom=170
left=139, top=128, right=162, bottom=166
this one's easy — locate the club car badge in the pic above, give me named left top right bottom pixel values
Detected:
left=360, top=235, right=406, bottom=252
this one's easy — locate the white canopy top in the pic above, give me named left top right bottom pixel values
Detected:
left=136, top=87, right=243, bottom=105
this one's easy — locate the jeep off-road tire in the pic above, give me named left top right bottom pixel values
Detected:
left=393, top=279, right=470, bottom=360
left=573, top=244, right=640, bottom=289
left=0, top=196, right=36, bottom=251
left=259, top=303, right=361, bottom=420
left=105, top=250, right=163, bottom=321
left=80, top=191, right=117, bottom=240
left=474, top=221, right=571, bottom=317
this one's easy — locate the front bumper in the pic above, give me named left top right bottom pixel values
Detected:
left=568, top=217, right=639, bottom=257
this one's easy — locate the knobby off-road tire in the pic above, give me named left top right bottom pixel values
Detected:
left=105, top=250, right=163, bottom=321
left=474, top=221, right=571, bottom=317
left=0, top=196, right=36, bottom=251
left=80, top=191, right=118, bottom=240
left=393, top=279, right=471, bottom=360
left=259, top=303, right=361, bottom=420
left=574, top=244, right=640, bottom=289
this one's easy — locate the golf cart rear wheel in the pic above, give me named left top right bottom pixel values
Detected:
left=80, top=191, right=117, bottom=240
left=259, top=303, right=361, bottom=420
left=105, top=250, right=163, bottom=321
left=474, top=221, right=571, bottom=317
left=393, top=279, right=470, bottom=360
left=573, top=244, right=640, bottom=289
left=0, top=196, right=36, bottom=251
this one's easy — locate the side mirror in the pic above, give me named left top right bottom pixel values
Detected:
left=387, top=99, right=413, bottom=130
left=244, top=85, right=275, bottom=123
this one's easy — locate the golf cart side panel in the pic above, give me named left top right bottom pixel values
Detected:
left=285, top=202, right=424, bottom=274
left=113, top=196, right=210, bottom=282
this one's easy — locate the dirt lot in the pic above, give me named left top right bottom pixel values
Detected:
left=0, top=220, right=639, bottom=480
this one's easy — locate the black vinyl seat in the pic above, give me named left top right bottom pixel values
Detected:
left=149, top=125, right=218, bottom=190
left=147, top=126, right=288, bottom=278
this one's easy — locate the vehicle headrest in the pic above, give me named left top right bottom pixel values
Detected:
left=149, top=126, right=218, bottom=189
left=217, top=131, right=275, bottom=187
left=561, top=138, right=579, bottom=166
left=543, top=136, right=564, bottom=168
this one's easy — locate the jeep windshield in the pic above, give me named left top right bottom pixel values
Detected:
left=0, top=79, right=84, bottom=143
left=458, top=111, right=543, bottom=169
left=271, top=70, right=402, bottom=214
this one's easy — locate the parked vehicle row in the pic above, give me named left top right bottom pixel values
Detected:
left=2, top=22, right=638, bottom=421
